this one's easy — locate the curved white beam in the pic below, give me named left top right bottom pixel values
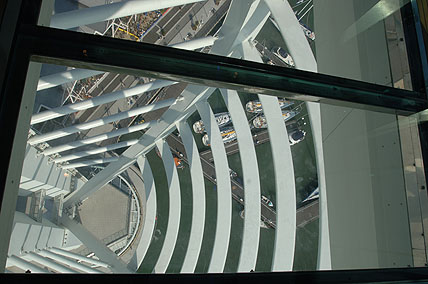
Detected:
left=37, top=69, right=103, bottom=91
left=61, top=157, right=119, bottom=169
left=177, top=121, right=206, bottom=273
left=259, top=94, right=296, bottom=271
left=42, top=120, right=155, bottom=156
left=153, top=139, right=181, bottom=273
left=32, top=80, right=177, bottom=125
left=133, top=156, right=157, bottom=270
left=53, top=139, right=138, bottom=163
left=50, top=0, right=206, bottom=30
left=220, top=88, right=261, bottom=272
left=263, top=0, right=330, bottom=270
left=239, top=40, right=296, bottom=271
left=196, top=100, right=232, bottom=273
left=307, top=103, right=331, bottom=270
left=28, top=98, right=175, bottom=145
left=263, top=0, right=316, bottom=71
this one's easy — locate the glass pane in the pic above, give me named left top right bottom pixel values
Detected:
left=5, top=56, right=427, bottom=274
left=46, top=0, right=416, bottom=91
left=3, top=0, right=427, bottom=275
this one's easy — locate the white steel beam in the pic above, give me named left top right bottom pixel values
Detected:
left=42, top=120, right=155, bottom=156
left=47, top=247, right=110, bottom=268
left=22, top=251, right=77, bottom=273
left=6, top=255, right=50, bottom=273
left=171, top=36, right=217, bottom=50
left=153, top=139, right=181, bottom=273
left=37, top=69, right=104, bottom=91
left=263, top=0, right=316, bottom=71
left=177, top=121, right=206, bottom=273
left=59, top=215, right=131, bottom=273
left=32, top=80, right=177, bottom=125
left=196, top=101, right=232, bottom=273
left=53, top=139, right=138, bottom=163
left=132, top=156, right=157, bottom=271
left=230, top=0, right=270, bottom=52
left=62, top=85, right=212, bottom=210
left=28, top=98, right=175, bottom=145
left=61, top=157, right=119, bottom=169
left=263, top=0, right=330, bottom=270
left=239, top=40, right=296, bottom=271
left=258, top=94, right=296, bottom=272
left=38, top=249, right=101, bottom=273
left=61, top=0, right=248, bottom=210
left=50, top=0, right=206, bottom=30
left=221, top=88, right=261, bottom=272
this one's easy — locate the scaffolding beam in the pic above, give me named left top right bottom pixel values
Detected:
left=28, top=98, right=175, bottom=145
left=32, top=79, right=177, bottom=124
left=42, top=120, right=155, bottom=156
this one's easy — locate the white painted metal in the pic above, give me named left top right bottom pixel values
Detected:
left=220, top=88, right=261, bottom=272
left=53, top=139, right=138, bottom=163
left=28, top=98, right=175, bottom=145
left=239, top=40, right=296, bottom=271
left=263, top=0, right=317, bottom=71
left=47, top=247, right=110, bottom=268
left=42, top=121, right=155, bottom=156
left=6, top=255, right=50, bottom=273
left=23, top=251, right=77, bottom=273
left=38, top=249, right=101, bottom=273
left=32, top=80, right=177, bottom=125
left=59, top=215, right=131, bottom=273
left=61, top=0, right=252, bottom=212
left=177, top=121, right=206, bottom=273
left=230, top=0, right=270, bottom=53
left=133, top=156, right=157, bottom=270
left=210, top=0, right=254, bottom=56
left=307, top=103, right=331, bottom=270
left=258, top=94, right=296, bottom=272
left=37, top=69, right=104, bottom=92
left=196, top=101, right=232, bottom=273
left=153, top=139, right=181, bottom=273
left=62, top=85, right=212, bottom=209
left=61, top=157, right=119, bottom=169
left=263, top=0, right=329, bottom=270
left=50, top=0, right=206, bottom=30
left=171, top=36, right=217, bottom=50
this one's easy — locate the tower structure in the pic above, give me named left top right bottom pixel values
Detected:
left=2, top=0, right=428, bottom=276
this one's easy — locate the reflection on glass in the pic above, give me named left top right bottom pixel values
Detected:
left=5, top=0, right=426, bottom=275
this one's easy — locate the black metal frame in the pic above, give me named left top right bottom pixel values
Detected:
left=3, top=266, right=428, bottom=283
left=21, top=24, right=427, bottom=115
left=1, top=0, right=428, bottom=281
